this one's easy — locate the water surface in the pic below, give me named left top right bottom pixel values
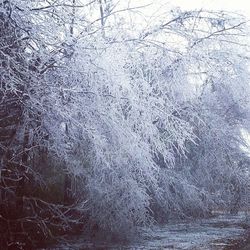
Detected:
left=48, top=213, right=250, bottom=249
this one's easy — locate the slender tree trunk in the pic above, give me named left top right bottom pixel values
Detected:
left=70, top=0, right=76, bottom=36
left=99, top=0, right=106, bottom=37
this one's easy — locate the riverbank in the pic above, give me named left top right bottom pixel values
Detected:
left=222, top=229, right=250, bottom=250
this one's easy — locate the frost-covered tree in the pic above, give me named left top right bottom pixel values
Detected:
left=0, top=0, right=249, bottom=246
left=0, top=1, right=86, bottom=248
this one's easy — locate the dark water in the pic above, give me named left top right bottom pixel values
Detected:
left=46, top=213, right=250, bottom=250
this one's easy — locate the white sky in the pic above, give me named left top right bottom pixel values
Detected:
left=132, top=0, right=250, bottom=18
left=167, top=0, right=250, bottom=17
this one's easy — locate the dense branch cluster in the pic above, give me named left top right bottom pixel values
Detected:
left=0, top=0, right=249, bottom=248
